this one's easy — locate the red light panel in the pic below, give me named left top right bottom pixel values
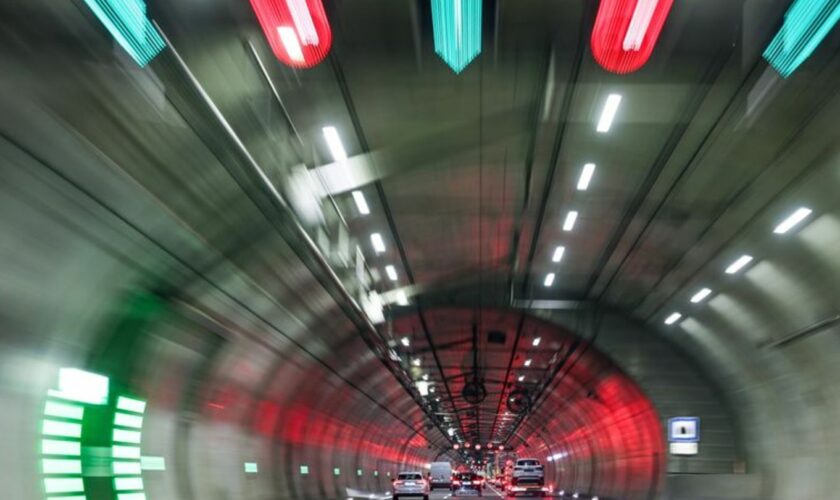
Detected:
left=590, top=0, right=673, bottom=74
left=249, top=0, right=332, bottom=68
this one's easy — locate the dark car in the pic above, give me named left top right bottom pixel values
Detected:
left=451, top=471, right=482, bottom=496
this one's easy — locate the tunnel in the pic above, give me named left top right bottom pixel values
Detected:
left=0, top=0, right=839, bottom=499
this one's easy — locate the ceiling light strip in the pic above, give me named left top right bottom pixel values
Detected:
left=597, top=94, right=622, bottom=133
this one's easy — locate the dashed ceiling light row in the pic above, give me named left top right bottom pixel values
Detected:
left=664, top=207, right=814, bottom=326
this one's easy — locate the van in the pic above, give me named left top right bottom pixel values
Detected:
left=429, top=461, right=452, bottom=490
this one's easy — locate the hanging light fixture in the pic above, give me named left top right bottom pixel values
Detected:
left=431, top=0, right=482, bottom=73
left=249, top=0, right=332, bottom=68
left=764, top=0, right=840, bottom=78
left=81, top=0, right=166, bottom=67
left=591, top=0, right=674, bottom=74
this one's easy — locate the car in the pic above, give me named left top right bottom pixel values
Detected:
left=507, top=458, right=549, bottom=497
left=392, top=471, right=429, bottom=499
left=451, top=471, right=482, bottom=496
left=429, top=461, right=452, bottom=490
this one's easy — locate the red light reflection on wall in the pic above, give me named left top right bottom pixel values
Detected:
left=248, top=0, right=333, bottom=68
left=591, top=0, right=674, bottom=74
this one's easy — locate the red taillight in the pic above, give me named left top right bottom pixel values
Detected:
left=472, top=480, right=481, bottom=485
left=591, top=0, right=674, bottom=74
left=248, top=0, right=333, bottom=68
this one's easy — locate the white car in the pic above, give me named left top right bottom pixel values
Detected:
left=508, top=458, right=548, bottom=497
left=392, top=471, right=429, bottom=499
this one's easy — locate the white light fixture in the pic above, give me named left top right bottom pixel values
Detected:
left=322, top=126, right=348, bottom=162
left=285, top=0, right=319, bottom=45
left=552, top=246, right=565, bottom=263
left=623, top=0, right=659, bottom=51
left=726, top=255, right=753, bottom=274
left=577, top=163, right=596, bottom=191
left=563, top=211, right=578, bottom=231
left=532, top=337, right=542, bottom=347
left=385, top=265, right=398, bottom=281
left=664, top=312, right=682, bottom=325
left=517, top=375, right=525, bottom=382
left=544, top=273, right=555, bottom=287
left=400, top=336, right=410, bottom=347
left=395, top=290, right=409, bottom=306
left=597, top=94, right=622, bottom=133
left=524, top=359, right=532, bottom=367
left=351, top=190, right=370, bottom=215
left=690, top=288, right=712, bottom=304
left=370, top=233, right=386, bottom=253
left=412, top=358, right=421, bottom=367
left=773, top=207, right=812, bottom=234
left=422, top=373, right=429, bottom=381
left=447, top=428, right=456, bottom=437
left=277, top=27, right=304, bottom=63
left=416, top=381, right=430, bottom=396
left=429, top=386, right=435, bottom=393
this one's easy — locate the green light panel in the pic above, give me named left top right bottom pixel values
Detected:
left=139, top=456, right=166, bottom=471
left=356, top=468, right=362, bottom=476
left=244, top=462, right=259, bottom=474
left=299, top=465, right=309, bottom=475
left=81, top=0, right=166, bottom=67
left=112, top=396, right=147, bottom=500
left=764, top=0, right=840, bottom=78
left=40, top=369, right=109, bottom=500
left=333, top=467, right=341, bottom=476
left=431, top=0, right=482, bottom=73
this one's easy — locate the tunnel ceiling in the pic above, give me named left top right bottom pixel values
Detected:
left=3, top=0, right=840, bottom=492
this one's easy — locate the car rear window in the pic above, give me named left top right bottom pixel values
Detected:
left=398, top=473, right=423, bottom=480
left=518, top=460, right=539, bottom=466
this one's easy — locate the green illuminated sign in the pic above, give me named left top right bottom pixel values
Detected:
left=40, top=369, right=109, bottom=500
left=81, top=0, right=166, bottom=67
left=431, top=0, right=482, bottom=73
left=112, top=396, right=148, bottom=499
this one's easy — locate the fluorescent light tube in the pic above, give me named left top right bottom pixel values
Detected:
left=774, top=207, right=812, bottom=234
left=577, top=163, right=596, bottom=190
left=597, top=94, right=622, bottom=133
left=544, top=273, right=555, bottom=287
left=563, top=211, right=578, bottom=231
left=277, top=27, right=304, bottom=63
left=532, top=337, right=542, bottom=347
left=690, top=288, right=712, bottom=303
left=623, top=0, right=660, bottom=51
left=285, top=0, right=319, bottom=45
left=370, top=233, right=386, bottom=253
left=552, top=246, right=566, bottom=263
left=385, top=265, right=398, bottom=281
left=412, top=358, right=421, bottom=367
left=726, top=255, right=753, bottom=274
left=395, top=290, right=409, bottom=306
left=664, top=312, right=682, bottom=325
left=518, top=375, right=525, bottom=382
left=524, top=359, right=532, bottom=367
left=351, top=190, right=370, bottom=215
left=322, top=126, right=347, bottom=162
left=400, top=336, right=410, bottom=347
